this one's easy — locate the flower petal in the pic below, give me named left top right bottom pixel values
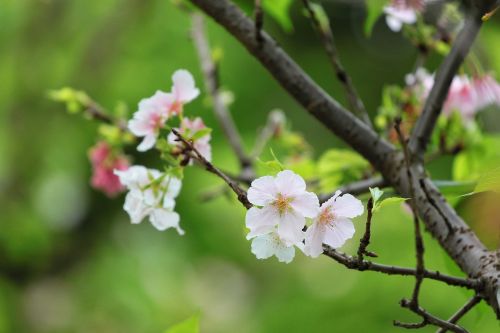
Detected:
left=323, top=218, right=355, bottom=249
left=172, top=69, right=200, bottom=103
left=137, top=133, right=156, bottom=152
left=149, top=208, right=184, bottom=234
left=274, top=170, right=306, bottom=196
left=245, top=206, right=279, bottom=239
left=331, top=193, right=364, bottom=218
left=290, top=192, right=319, bottom=218
left=277, top=211, right=305, bottom=246
left=250, top=234, right=276, bottom=260
left=303, top=222, right=325, bottom=258
left=247, top=176, right=277, bottom=206
left=274, top=243, right=295, bottom=264
left=123, top=190, right=151, bottom=224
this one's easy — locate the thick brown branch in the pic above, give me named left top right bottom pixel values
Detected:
left=190, top=13, right=252, bottom=168
left=302, top=0, right=371, bottom=127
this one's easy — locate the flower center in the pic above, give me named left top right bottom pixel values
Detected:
left=273, top=193, right=293, bottom=215
left=169, top=100, right=183, bottom=115
left=318, top=207, right=335, bottom=225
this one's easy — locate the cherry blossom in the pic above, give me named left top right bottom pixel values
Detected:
left=407, top=68, right=500, bottom=121
left=114, top=165, right=184, bottom=234
left=88, top=141, right=129, bottom=197
left=250, top=231, right=300, bottom=264
left=384, top=0, right=425, bottom=32
left=128, top=91, right=173, bottom=151
left=128, top=69, right=200, bottom=152
left=168, top=117, right=212, bottom=162
left=246, top=170, right=319, bottom=247
left=304, top=191, right=364, bottom=258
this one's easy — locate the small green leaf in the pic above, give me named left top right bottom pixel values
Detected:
left=364, top=0, right=387, bottom=37
left=369, top=187, right=384, bottom=206
left=374, top=197, right=408, bottom=213
left=307, top=2, right=330, bottom=33
left=191, top=127, right=212, bottom=141
left=263, top=0, right=294, bottom=32
left=164, top=314, right=199, bottom=333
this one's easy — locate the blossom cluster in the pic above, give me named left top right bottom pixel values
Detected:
left=113, top=69, right=212, bottom=233
left=384, top=0, right=426, bottom=32
left=406, top=68, right=500, bottom=121
left=246, top=170, right=364, bottom=263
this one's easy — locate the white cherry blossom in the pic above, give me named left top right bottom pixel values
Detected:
left=384, top=0, right=425, bottom=32
left=304, top=191, right=364, bottom=258
left=114, top=165, right=184, bottom=234
left=251, top=231, right=299, bottom=264
left=169, top=69, right=200, bottom=115
left=246, top=170, right=319, bottom=246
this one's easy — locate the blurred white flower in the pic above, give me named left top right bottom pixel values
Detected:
left=304, top=191, right=363, bottom=258
left=114, top=165, right=183, bottom=234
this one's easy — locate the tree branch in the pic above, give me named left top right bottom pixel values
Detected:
left=301, top=0, right=372, bottom=127
left=171, top=128, right=252, bottom=209
left=190, top=13, right=252, bottom=169
left=318, top=176, right=387, bottom=203
left=408, top=10, right=483, bottom=160
left=357, top=198, right=377, bottom=262
left=436, top=295, right=482, bottom=333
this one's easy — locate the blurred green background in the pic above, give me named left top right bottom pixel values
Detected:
left=1, top=0, right=499, bottom=332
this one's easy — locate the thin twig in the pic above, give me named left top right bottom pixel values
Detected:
left=357, top=198, right=377, bottom=263
left=190, top=13, right=252, bottom=169
left=172, top=128, right=252, bottom=209
left=319, top=177, right=387, bottom=203
left=395, top=299, right=469, bottom=333
left=408, top=10, right=483, bottom=160
left=322, top=246, right=479, bottom=289
left=251, top=109, right=284, bottom=158
left=436, top=295, right=481, bottom=333
left=301, top=0, right=372, bottom=127
left=395, top=118, right=425, bottom=307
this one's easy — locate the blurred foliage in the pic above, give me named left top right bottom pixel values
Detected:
left=0, top=0, right=500, bottom=332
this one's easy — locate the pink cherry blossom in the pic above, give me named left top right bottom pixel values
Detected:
left=89, top=141, right=129, bottom=197
left=246, top=170, right=319, bottom=246
left=304, top=190, right=364, bottom=258
left=472, top=74, right=500, bottom=111
left=128, top=69, right=200, bottom=152
left=168, top=117, right=212, bottom=162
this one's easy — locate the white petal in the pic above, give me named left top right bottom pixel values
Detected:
left=386, top=15, right=403, bottom=32
left=323, top=218, right=355, bottom=249
left=123, top=190, right=151, bottom=224
left=137, top=134, right=156, bottom=152
left=331, top=193, right=364, bottom=218
left=149, top=208, right=184, bottom=234
left=277, top=211, right=305, bottom=246
left=274, top=243, right=295, bottom=264
left=274, top=170, right=306, bottom=196
left=163, top=176, right=182, bottom=199
left=245, top=206, right=279, bottom=239
left=303, top=222, right=325, bottom=258
left=114, top=165, right=148, bottom=189
left=250, top=234, right=276, bottom=260
left=172, top=69, right=200, bottom=103
left=247, top=176, right=277, bottom=206
left=290, top=192, right=319, bottom=218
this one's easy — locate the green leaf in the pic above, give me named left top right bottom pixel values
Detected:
left=474, top=167, right=500, bottom=193
left=369, top=187, right=384, bottom=206
left=164, top=314, right=199, bottom=333
left=317, top=149, right=369, bottom=192
left=374, top=197, right=408, bottom=212
left=263, top=0, right=294, bottom=32
left=364, top=0, right=387, bottom=37
left=191, top=127, right=212, bottom=141
left=307, top=2, right=330, bottom=33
